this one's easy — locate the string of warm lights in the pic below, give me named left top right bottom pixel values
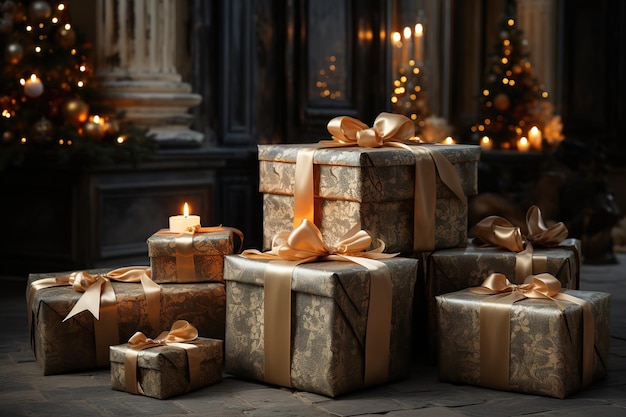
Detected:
left=0, top=0, right=154, bottom=169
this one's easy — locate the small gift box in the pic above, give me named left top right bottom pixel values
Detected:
left=110, top=320, right=223, bottom=399
left=148, top=227, right=238, bottom=283
left=27, top=268, right=226, bottom=375
left=224, top=220, right=418, bottom=397
left=259, top=113, right=480, bottom=254
left=436, top=273, right=610, bottom=398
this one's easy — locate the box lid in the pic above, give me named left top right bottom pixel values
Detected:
left=258, top=143, right=481, bottom=167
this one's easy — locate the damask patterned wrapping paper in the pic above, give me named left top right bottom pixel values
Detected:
left=424, top=240, right=581, bottom=356
left=258, top=144, right=480, bottom=254
left=436, top=289, right=610, bottom=398
left=148, top=229, right=234, bottom=283
left=110, top=337, right=223, bottom=399
left=28, top=272, right=226, bottom=375
left=223, top=255, right=418, bottom=397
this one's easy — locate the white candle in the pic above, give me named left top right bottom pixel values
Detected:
left=23, top=74, right=44, bottom=98
left=414, top=23, right=424, bottom=62
left=517, top=137, right=530, bottom=152
left=169, top=202, right=201, bottom=232
left=480, top=136, right=493, bottom=150
left=528, top=126, right=542, bottom=149
left=391, top=31, right=402, bottom=71
left=402, top=26, right=411, bottom=63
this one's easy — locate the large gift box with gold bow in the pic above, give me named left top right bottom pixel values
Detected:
left=148, top=228, right=238, bottom=283
left=258, top=113, right=480, bottom=254
left=223, top=253, right=418, bottom=397
left=27, top=268, right=226, bottom=375
left=436, top=273, right=610, bottom=398
left=110, top=321, right=223, bottom=399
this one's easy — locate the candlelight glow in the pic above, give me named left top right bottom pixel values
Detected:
left=183, top=202, right=189, bottom=218
left=414, top=23, right=423, bottom=36
left=403, top=26, right=411, bottom=39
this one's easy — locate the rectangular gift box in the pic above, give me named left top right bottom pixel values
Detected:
left=423, top=240, right=581, bottom=357
left=28, top=271, right=226, bottom=375
left=148, top=229, right=234, bottom=283
left=436, top=288, right=610, bottom=398
left=258, top=144, right=481, bottom=254
left=110, top=337, right=223, bottom=399
left=223, top=255, right=418, bottom=397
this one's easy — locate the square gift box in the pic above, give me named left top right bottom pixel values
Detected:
left=258, top=143, right=480, bottom=254
left=223, top=255, right=418, bottom=397
left=110, top=337, right=223, bottom=399
left=436, top=287, right=610, bottom=398
left=148, top=229, right=234, bottom=283
left=27, top=270, right=226, bottom=375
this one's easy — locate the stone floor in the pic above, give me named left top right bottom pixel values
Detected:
left=1, top=255, right=625, bottom=417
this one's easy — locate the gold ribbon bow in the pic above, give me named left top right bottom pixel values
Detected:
left=469, top=272, right=594, bottom=390
left=473, top=205, right=569, bottom=283
left=156, top=225, right=244, bottom=282
left=27, top=266, right=161, bottom=367
left=293, top=112, right=466, bottom=253
left=241, top=219, right=397, bottom=388
left=123, top=320, right=202, bottom=395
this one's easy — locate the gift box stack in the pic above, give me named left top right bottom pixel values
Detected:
left=27, top=216, right=239, bottom=398
left=26, top=111, right=610, bottom=401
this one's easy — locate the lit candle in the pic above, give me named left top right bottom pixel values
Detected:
left=23, top=74, right=44, bottom=98
left=403, top=26, right=411, bottom=63
left=517, top=136, right=530, bottom=152
left=480, top=136, right=493, bottom=150
left=528, top=126, right=542, bottom=150
left=169, top=202, right=201, bottom=232
left=414, top=23, right=424, bottom=62
left=442, top=136, right=455, bottom=145
left=391, top=31, right=402, bottom=70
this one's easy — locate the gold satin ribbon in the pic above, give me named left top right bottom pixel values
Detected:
left=241, top=219, right=398, bottom=387
left=469, top=273, right=595, bottom=390
left=292, top=112, right=466, bottom=252
left=123, top=320, right=202, bottom=395
left=27, top=266, right=161, bottom=367
left=156, top=225, right=245, bottom=282
left=473, top=205, right=569, bottom=283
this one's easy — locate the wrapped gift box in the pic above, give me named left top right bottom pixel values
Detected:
left=424, top=240, right=581, bottom=356
left=148, top=229, right=234, bottom=283
left=436, top=288, right=610, bottom=398
left=224, top=255, right=418, bottom=397
left=110, top=337, right=223, bottom=399
left=28, top=271, right=226, bottom=375
left=259, top=144, right=480, bottom=254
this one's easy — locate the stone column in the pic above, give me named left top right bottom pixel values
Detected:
left=94, top=0, right=203, bottom=145
left=516, top=0, right=558, bottom=99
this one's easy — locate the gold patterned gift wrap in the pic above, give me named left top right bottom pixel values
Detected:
left=110, top=321, right=223, bottom=400
left=436, top=275, right=610, bottom=398
left=258, top=143, right=480, bottom=254
left=223, top=255, right=418, bottom=397
left=27, top=269, right=226, bottom=375
left=148, top=228, right=235, bottom=283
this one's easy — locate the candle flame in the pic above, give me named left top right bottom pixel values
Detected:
left=481, top=136, right=490, bottom=145
left=30, top=74, right=38, bottom=82
left=403, top=26, right=411, bottom=39
left=530, top=126, right=539, bottom=135
left=414, top=23, right=423, bottom=36
left=183, top=202, right=189, bottom=218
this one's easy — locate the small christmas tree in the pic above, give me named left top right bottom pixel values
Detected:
left=470, top=2, right=558, bottom=150
left=0, top=0, right=155, bottom=169
left=391, top=58, right=430, bottom=134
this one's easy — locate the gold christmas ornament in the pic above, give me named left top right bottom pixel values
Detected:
left=28, top=1, right=52, bottom=22
left=5, top=41, right=23, bottom=64
left=493, top=93, right=511, bottom=111
left=82, top=121, right=104, bottom=140
left=55, top=25, right=76, bottom=49
left=2, top=130, right=14, bottom=143
left=61, top=98, right=89, bottom=125
left=32, top=117, right=54, bottom=142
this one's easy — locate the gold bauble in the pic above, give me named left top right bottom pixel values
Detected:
left=2, top=130, right=14, bottom=143
left=32, top=117, right=54, bottom=142
left=493, top=93, right=511, bottom=111
left=82, top=121, right=104, bottom=140
left=61, top=98, right=89, bottom=126
left=28, top=1, right=51, bottom=22
left=5, top=41, right=23, bottom=64
left=55, top=26, right=76, bottom=49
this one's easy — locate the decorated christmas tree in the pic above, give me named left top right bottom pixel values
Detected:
left=470, top=2, right=562, bottom=150
left=0, top=0, right=155, bottom=169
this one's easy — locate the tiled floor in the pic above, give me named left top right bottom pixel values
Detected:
left=1, top=255, right=625, bottom=416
